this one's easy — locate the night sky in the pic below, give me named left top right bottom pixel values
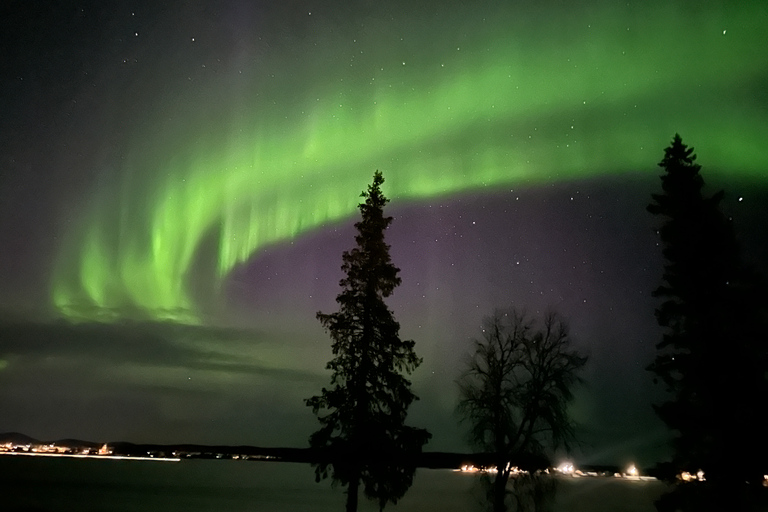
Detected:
left=1, top=1, right=767, bottom=468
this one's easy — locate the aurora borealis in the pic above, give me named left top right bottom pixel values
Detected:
left=1, top=0, right=767, bottom=465
left=42, top=0, right=768, bottom=322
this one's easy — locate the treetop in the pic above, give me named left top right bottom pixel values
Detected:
left=659, top=134, right=700, bottom=171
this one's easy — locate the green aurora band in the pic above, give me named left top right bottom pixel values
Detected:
left=52, top=1, right=768, bottom=323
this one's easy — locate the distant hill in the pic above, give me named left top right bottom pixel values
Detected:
left=0, top=432, right=40, bottom=446
left=0, top=433, right=101, bottom=448
left=0, top=432, right=502, bottom=469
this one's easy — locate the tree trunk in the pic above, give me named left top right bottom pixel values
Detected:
left=346, top=471, right=360, bottom=512
left=492, top=471, right=508, bottom=512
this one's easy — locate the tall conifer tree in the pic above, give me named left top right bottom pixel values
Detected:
left=648, top=135, right=768, bottom=510
left=306, top=171, right=430, bottom=512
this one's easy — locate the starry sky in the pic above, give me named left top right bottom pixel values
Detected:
left=1, top=0, right=767, bottom=468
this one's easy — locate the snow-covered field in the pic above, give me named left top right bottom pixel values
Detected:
left=1, top=456, right=668, bottom=511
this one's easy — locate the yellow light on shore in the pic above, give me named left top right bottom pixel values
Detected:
left=679, top=469, right=705, bottom=482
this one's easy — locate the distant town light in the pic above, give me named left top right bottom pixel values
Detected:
left=457, top=464, right=500, bottom=474
left=679, top=469, right=705, bottom=482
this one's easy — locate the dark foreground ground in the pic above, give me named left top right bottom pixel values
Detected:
left=0, top=454, right=670, bottom=512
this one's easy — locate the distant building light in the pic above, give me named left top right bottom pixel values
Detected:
left=679, top=469, right=705, bottom=482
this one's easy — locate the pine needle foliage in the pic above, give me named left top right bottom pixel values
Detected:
left=306, top=171, right=430, bottom=512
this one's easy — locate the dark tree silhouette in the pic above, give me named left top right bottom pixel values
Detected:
left=306, top=171, right=430, bottom=512
left=648, top=134, right=768, bottom=511
left=458, top=308, right=587, bottom=512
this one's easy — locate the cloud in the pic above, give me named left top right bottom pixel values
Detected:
left=0, top=316, right=327, bottom=444
left=0, top=318, right=321, bottom=384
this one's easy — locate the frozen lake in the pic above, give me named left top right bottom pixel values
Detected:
left=0, top=456, right=668, bottom=511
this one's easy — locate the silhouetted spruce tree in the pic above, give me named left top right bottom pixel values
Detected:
left=648, top=134, right=768, bottom=510
left=458, top=309, right=586, bottom=512
left=306, top=171, right=430, bottom=512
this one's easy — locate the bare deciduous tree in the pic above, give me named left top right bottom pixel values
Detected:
left=458, top=308, right=587, bottom=512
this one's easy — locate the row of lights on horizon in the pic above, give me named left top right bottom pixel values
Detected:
left=457, top=461, right=644, bottom=478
